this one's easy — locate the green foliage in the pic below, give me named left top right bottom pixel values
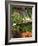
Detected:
left=12, top=23, right=32, bottom=32
left=10, top=6, right=32, bottom=32
left=11, top=15, right=23, bottom=24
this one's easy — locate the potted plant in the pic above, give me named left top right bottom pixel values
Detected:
left=10, top=7, right=32, bottom=38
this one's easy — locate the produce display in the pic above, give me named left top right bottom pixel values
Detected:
left=10, top=6, right=32, bottom=38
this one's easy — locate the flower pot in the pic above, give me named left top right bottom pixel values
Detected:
left=20, top=32, right=32, bottom=38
